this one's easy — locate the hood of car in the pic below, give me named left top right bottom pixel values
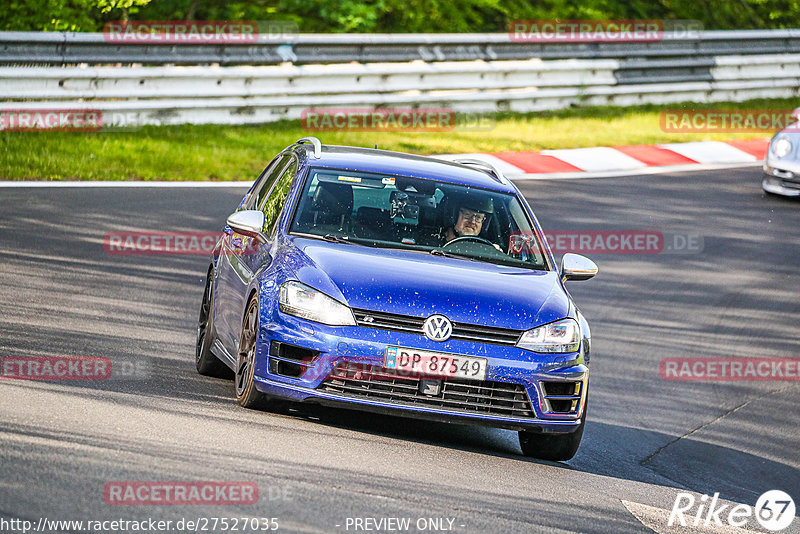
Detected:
left=284, top=237, right=570, bottom=330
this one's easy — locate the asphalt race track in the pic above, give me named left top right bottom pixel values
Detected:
left=1, top=167, right=798, bottom=534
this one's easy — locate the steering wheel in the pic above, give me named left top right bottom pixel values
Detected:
left=443, top=236, right=495, bottom=248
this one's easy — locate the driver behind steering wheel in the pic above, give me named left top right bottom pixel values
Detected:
left=442, top=195, right=503, bottom=251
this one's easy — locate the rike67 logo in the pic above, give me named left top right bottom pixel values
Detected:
left=669, top=490, right=795, bottom=531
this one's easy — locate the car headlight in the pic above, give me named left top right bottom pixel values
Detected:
left=517, top=318, right=581, bottom=353
left=772, top=138, right=793, bottom=159
left=278, top=281, right=356, bottom=326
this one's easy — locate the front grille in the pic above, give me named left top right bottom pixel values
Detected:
left=352, top=309, right=522, bottom=346
left=319, top=362, right=535, bottom=418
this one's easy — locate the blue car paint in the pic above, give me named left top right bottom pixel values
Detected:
left=289, top=236, right=569, bottom=328
left=209, top=146, right=590, bottom=433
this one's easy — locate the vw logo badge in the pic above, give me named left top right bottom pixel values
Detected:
left=423, top=315, right=452, bottom=342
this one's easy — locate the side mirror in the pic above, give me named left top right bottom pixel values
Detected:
left=560, top=253, right=598, bottom=282
left=226, top=210, right=267, bottom=243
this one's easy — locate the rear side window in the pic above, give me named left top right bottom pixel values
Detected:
left=262, top=158, right=298, bottom=234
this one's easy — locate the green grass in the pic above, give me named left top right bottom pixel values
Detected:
left=0, top=98, right=790, bottom=181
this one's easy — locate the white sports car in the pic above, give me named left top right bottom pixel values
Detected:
left=763, top=107, right=800, bottom=197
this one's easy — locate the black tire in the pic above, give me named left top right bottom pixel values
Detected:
left=519, top=393, right=588, bottom=462
left=235, top=294, right=268, bottom=409
left=196, top=267, right=231, bottom=378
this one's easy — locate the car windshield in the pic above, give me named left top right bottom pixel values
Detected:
left=289, top=168, right=550, bottom=271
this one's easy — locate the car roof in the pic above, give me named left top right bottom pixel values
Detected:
left=292, top=143, right=517, bottom=194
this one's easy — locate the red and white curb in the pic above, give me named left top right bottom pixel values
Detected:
left=0, top=139, right=769, bottom=186
left=437, top=138, right=769, bottom=180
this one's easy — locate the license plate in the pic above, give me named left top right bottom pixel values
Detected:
left=384, top=346, right=487, bottom=381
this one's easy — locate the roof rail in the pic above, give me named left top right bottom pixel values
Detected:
left=451, top=158, right=508, bottom=185
left=296, top=137, right=322, bottom=159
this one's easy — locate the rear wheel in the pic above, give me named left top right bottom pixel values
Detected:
left=519, top=394, right=587, bottom=461
left=235, top=295, right=268, bottom=409
left=196, top=268, right=230, bottom=378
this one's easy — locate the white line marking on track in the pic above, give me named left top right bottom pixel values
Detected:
left=0, top=181, right=252, bottom=188
left=540, top=146, right=647, bottom=172
left=658, top=142, right=758, bottom=164
left=0, top=162, right=764, bottom=187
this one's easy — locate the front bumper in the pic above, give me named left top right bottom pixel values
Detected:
left=252, top=297, right=588, bottom=433
left=763, top=164, right=800, bottom=197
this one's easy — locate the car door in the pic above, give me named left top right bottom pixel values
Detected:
left=224, top=156, right=300, bottom=353
left=215, top=154, right=291, bottom=353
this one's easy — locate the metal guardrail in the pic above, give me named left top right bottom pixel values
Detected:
left=2, top=54, right=798, bottom=128
left=2, top=30, right=800, bottom=65
left=0, top=60, right=620, bottom=100
left=1, top=30, right=800, bottom=128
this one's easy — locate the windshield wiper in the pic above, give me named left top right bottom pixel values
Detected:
left=291, top=232, right=366, bottom=246
left=429, top=248, right=481, bottom=262
left=322, top=234, right=367, bottom=246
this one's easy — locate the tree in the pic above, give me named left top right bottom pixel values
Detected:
left=2, top=0, right=800, bottom=32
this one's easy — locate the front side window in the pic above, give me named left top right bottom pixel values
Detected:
left=289, top=168, right=549, bottom=271
left=245, top=153, right=291, bottom=210
left=262, top=158, right=298, bottom=234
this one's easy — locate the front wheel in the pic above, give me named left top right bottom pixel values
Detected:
left=519, top=395, right=587, bottom=461
left=235, top=295, right=268, bottom=409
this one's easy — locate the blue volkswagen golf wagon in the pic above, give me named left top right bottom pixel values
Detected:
left=196, top=137, right=598, bottom=461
